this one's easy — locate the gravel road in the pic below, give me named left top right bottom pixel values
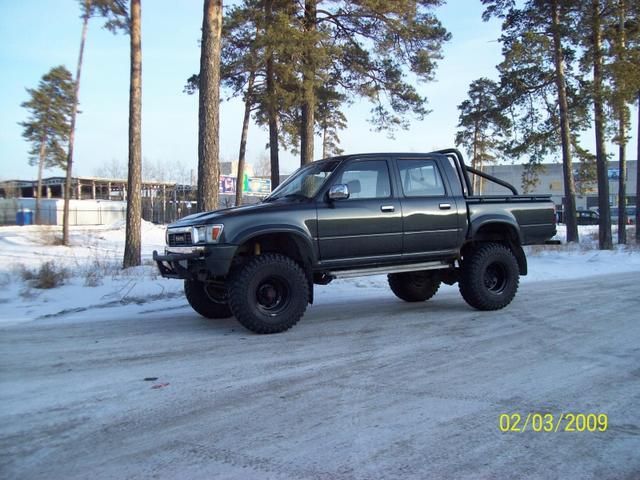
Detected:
left=1, top=272, right=639, bottom=479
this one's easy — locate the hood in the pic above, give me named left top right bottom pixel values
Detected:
left=168, top=200, right=300, bottom=228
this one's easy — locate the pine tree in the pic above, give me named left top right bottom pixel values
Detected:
left=221, top=6, right=260, bottom=206
left=483, top=0, right=585, bottom=242
left=197, top=0, right=223, bottom=213
left=455, top=78, right=511, bottom=194
left=637, top=91, right=640, bottom=240
left=317, top=84, right=347, bottom=158
left=19, top=66, right=75, bottom=225
left=235, top=72, right=255, bottom=206
left=581, top=0, right=614, bottom=249
left=299, top=0, right=317, bottom=165
left=64, top=0, right=128, bottom=246
left=123, top=0, right=142, bottom=268
left=216, top=0, right=450, bottom=175
left=186, top=3, right=261, bottom=205
left=604, top=0, right=640, bottom=243
left=298, top=0, right=450, bottom=164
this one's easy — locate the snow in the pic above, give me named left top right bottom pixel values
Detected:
left=2, top=223, right=639, bottom=479
left=0, top=222, right=638, bottom=326
left=0, top=221, right=183, bottom=325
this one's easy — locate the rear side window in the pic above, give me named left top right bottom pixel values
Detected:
left=398, top=159, right=446, bottom=197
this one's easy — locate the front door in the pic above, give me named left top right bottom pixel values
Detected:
left=317, top=158, right=402, bottom=265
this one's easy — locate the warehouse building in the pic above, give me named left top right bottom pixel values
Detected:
left=480, top=160, right=637, bottom=210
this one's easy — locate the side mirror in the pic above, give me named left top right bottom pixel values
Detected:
left=328, top=184, right=350, bottom=200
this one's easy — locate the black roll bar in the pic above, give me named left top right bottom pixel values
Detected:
left=431, top=148, right=519, bottom=196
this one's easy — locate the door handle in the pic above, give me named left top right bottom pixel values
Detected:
left=439, top=203, right=451, bottom=210
left=380, top=205, right=395, bottom=212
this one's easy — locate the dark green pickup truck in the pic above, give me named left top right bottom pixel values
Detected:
left=154, top=149, right=557, bottom=333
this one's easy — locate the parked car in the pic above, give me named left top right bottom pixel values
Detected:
left=556, top=209, right=599, bottom=225
left=593, top=207, right=637, bottom=225
left=613, top=207, right=636, bottom=225
left=576, top=209, right=599, bottom=225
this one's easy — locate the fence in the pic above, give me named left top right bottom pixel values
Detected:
left=0, top=194, right=258, bottom=226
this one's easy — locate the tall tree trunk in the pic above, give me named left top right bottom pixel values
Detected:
left=197, top=0, right=222, bottom=213
left=35, top=138, right=47, bottom=225
left=592, top=0, right=613, bottom=249
left=123, top=0, right=142, bottom=268
left=322, top=124, right=328, bottom=159
left=616, top=0, right=627, bottom=244
left=300, top=0, right=316, bottom=166
left=235, top=72, right=254, bottom=207
left=64, top=2, right=91, bottom=245
left=265, top=0, right=280, bottom=188
left=636, top=90, right=640, bottom=241
left=472, top=124, right=478, bottom=194
left=551, top=0, right=579, bottom=243
left=617, top=115, right=627, bottom=243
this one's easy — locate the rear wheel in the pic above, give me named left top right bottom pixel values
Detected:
left=228, top=253, right=309, bottom=334
left=459, top=243, right=519, bottom=311
left=184, top=280, right=233, bottom=319
left=388, top=271, right=441, bottom=302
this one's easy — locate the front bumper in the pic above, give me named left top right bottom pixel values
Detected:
left=153, top=244, right=237, bottom=280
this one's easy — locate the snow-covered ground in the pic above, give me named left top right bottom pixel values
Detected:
left=2, top=223, right=639, bottom=479
left=0, top=222, right=638, bottom=326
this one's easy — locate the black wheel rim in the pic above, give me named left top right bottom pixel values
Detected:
left=255, top=276, right=290, bottom=316
left=484, top=262, right=508, bottom=294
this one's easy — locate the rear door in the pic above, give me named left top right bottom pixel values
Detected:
left=316, top=158, right=402, bottom=264
left=394, top=156, right=462, bottom=259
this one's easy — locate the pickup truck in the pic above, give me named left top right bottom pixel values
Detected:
left=153, top=149, right=557, bottom=334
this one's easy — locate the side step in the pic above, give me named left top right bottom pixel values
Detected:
left=328, top=261, right=452, bottom=280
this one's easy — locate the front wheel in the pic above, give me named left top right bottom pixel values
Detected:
left=228, top=253, right=309, bottom=334
left=184, top=280, right=233, bottom=319
left=459, top=243, right=519, bottom=311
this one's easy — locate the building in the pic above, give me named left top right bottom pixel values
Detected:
left=0, top=172, right=272, bottom=226
left=480, top=160, right=638, bottom=210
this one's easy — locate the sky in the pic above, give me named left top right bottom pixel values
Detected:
left=0, top=0, right=637, bottom=182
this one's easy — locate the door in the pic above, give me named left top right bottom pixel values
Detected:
left=317, top=159, right=402, bottom=264
left=395, top=157, right=461, bottom=258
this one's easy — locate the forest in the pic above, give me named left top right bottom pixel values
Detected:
left=18, top=0, right=640, bottom=266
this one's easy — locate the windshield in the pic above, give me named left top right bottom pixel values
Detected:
left=264, top=160, right=339, bottom=201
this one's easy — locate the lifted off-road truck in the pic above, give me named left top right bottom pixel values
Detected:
left=153, top=149, right=557, bottom=334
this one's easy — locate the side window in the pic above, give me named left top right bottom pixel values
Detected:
left=398, top=159, right=446, bottom=197
left=335, top=160, right=391, bottom=199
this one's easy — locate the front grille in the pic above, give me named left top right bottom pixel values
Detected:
left=168, top=231, right=192, bottom=247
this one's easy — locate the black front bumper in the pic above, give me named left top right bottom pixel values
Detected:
left=153, top=245, right=237, bottom=280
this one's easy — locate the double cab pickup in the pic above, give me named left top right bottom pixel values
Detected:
left=154, top=149, right=557, bottom=333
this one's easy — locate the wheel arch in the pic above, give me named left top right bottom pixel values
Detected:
left=465, top=220, right=527, bottom=276
left=233, top=228, right=316, bottom=302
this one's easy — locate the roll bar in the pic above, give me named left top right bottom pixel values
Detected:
left=431, top=148, right=519, bottom=196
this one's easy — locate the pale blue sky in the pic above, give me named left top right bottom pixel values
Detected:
left=1, top=1, right=636, bottom=181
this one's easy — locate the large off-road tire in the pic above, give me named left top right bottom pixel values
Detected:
left=459, top=243, right=519, bottom=311
left=184, top=279, right=233, bottom=319
left=228, top=253, right=309, bottom=334
left=388, top=271, right=441, bottom=302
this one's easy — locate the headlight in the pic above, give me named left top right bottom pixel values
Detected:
left=193, top=224, right=224, bottom=244
left=166, top=224, right=224, bottom=246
